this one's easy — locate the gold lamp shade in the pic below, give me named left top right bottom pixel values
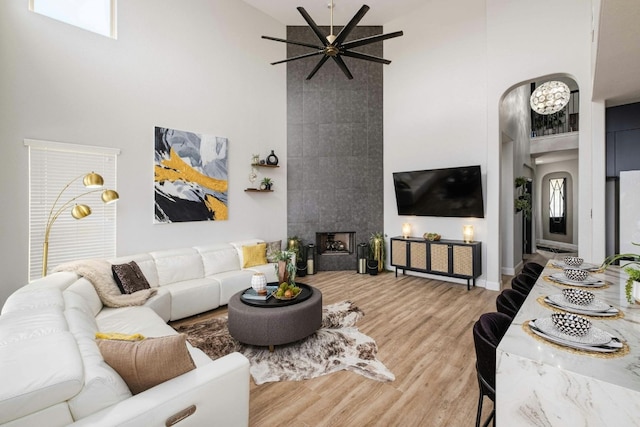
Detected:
left=71, top=204, right=92, bottom=219
left=101, top=189, right=119, bottom=204
left=83, top=172, right=104, bottom=188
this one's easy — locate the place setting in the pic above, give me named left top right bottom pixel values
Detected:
left=538, top=288, right=622, bottom=318
left=550, top=256, right=602, bottom=272
left=545, top=265, right=609, bottom=289
left=524, top=312, right=628, bottom=356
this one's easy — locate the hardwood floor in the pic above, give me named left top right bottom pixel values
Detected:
left=171, top=271, right=500, bottom=426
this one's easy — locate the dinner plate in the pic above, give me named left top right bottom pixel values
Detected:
left=528, top=321, right=622, bottom=353
left=533, top=317, right=614, bottom=346
left=546, top=294, right=613, bottom=313
left=544, top=298, right=619, bottom=317
left=551, top=260, right=601, bottom=272
left=549, top=273, right=606, bottom=287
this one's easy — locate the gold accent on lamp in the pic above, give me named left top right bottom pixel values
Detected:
left=42, top=172, right=119, bottom=277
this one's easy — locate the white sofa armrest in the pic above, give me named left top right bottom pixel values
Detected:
left=69, top=352, right=250, bottom=427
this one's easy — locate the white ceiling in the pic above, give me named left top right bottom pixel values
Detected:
left=242, top=0, right=426, bottom=26
left=245, top=0, right=640, bottom=107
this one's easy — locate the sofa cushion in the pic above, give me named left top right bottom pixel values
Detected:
left=112, top=261, right=151, bottom=294
left=194, top=243, right=241, bottom=275
left=97, top=334, right=196, bottom=395
left=0, top=306, right=68, bottom=346
left=64, top=307, right=131, bottom=420
left=161, top=278, right=221, bottom=320
left=150, top=248, right=204, bottom=286
left=96, top=306, right=180, bottom=338
left=66, top=278, right=103, bottom=317
left=209, top=270, right=256, bottom=305
left=0, top=332, right=83, bottom=425
left=242, top=243, right=267, bottom=268
left=1, top=287, right=65, bottom=314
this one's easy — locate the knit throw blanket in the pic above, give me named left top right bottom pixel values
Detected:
left=54, top=259, right=156, bottom=308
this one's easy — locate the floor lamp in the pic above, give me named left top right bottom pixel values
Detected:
left=42, top=172, right=119, bottom=276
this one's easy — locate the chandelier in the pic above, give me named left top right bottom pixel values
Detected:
left=530, top=81, right=570, bottom=115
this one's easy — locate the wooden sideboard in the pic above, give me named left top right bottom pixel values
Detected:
left=390, top=237, right=482, bottom=290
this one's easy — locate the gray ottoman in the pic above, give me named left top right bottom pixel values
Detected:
left=227, top=285, right=322, bottom=350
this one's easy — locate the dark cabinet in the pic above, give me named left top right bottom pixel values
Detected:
left=390, top=237, right=482, bottom=290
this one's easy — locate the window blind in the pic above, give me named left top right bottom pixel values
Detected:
left=26, top=139, right=120, bottom=280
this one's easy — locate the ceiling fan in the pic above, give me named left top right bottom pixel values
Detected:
left=261, top=2, right=403, bottom=80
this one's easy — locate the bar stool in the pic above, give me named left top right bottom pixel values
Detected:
left=511, top=273, right=536, bottom=296
left=523, top=262, right=544, bottom=279
left=496, top=289, right=527, bottom=319
left=472, top=312, right=512, bottom=427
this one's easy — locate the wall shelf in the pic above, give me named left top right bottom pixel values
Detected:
left=251, top=164, right=279, bottom=168
left=244, top=188, right=273, bottom=192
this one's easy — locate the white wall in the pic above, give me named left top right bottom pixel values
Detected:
left=383, top=0, right=488, bottom=284
left=385, top=0, right=601, bottom=290
left=0, top=0, right=286, bottom=304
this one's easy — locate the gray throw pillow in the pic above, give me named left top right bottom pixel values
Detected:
left=266, top=240, right=282, bottom=263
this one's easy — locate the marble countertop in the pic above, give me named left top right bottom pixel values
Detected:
left=498, top=261, right=640, bottom=393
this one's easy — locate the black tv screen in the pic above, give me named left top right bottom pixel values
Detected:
left=393, top=165, right=485, bottom=218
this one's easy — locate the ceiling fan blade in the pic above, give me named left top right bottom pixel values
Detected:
left=341, top=50, right=391, bottom=65
left=297, top=7, right=328, bottom=46
left=306, top=55, right=330, bottom=80
left=261, top=35, right=324, bottom=50
left=271, top=51, right=324, bottom=65
left=332, top=56, right=354, bottom=80
left=341, top=31, right=404, bottom=50
left=334, top=5, right=370, bottom=46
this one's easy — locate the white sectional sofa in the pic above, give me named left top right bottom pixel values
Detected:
left=0, top=239, right=278, bottom=426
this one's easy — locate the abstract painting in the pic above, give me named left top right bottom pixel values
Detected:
left=154, top=127, right=228, bottom=223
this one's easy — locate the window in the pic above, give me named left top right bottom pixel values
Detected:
left=26, top=139, right=120, bottom=280
left=549, top=177, right=567, bottom=234
left=29, top=0, right=117, bottom=39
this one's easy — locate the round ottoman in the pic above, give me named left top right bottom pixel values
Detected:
left=227, top=285, right=322, bottom=349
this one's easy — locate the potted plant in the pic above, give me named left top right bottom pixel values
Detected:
left=514, top=176, right=531, bottom=219
left=369, top=232, right=386, bottom=273
left=273, top=250, right=296, bottom=285
left=601, top=242, right=640, bottom=303
left=260, top=177, right=273, bottom=190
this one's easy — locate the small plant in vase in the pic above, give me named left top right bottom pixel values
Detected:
left=273, top=250, right=296, bottom=285
left=600, top=242, right=640, bottom=303
left=260, top=177, right=273, bottom=191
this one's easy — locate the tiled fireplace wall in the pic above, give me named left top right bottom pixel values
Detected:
left=286, top=25, right=384, bottom=271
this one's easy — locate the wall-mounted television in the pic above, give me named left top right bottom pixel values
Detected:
left=392, top=165, right=485, bottom=218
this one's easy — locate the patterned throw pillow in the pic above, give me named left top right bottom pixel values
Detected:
left=266, top=240, right=282, bottom=263
left=97, top=334, right=196, bottom=395
left=112, top=261, right=151, bottom=294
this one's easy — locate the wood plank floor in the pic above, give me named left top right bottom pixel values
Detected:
left=171, top=271, right=501, bottom=426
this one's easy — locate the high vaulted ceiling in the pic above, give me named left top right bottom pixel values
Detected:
left=242, top=0, right=426, bottom=26
left=244, top=0, right=640, bottom=107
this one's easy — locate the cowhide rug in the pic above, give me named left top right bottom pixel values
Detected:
left=174, top=301, right=395, bottom=385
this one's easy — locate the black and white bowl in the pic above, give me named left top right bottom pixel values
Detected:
left=564, top=268, right=589, bottom=282
left=563, top=256, right=584, bottom=267
left=562, top=288, right=595, bottom=306
left=551, top=313, right=592, bottom=337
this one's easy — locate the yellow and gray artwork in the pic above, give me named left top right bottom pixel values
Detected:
left=154, top=127, right=228, bottom=222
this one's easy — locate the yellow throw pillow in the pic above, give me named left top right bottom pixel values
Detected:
left=97, top=334, right=196, bottom=395
left=95, top=332, right=145, bottom=341
left=242, top=243, right=267, bottom=268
